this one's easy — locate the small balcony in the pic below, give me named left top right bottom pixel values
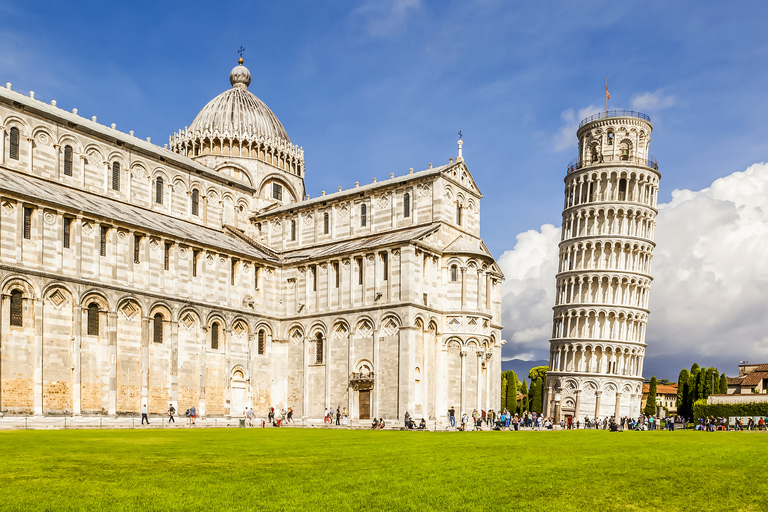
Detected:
left=578, top=110, right=651, bottom=128
left=567, top=155, right=658, bottom=174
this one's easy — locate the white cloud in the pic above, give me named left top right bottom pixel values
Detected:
left=498, top=224, right=560, bottom=360
left=553, top=105, right=600, bottom=151
left=631, top=90, right=676, bottom=111
left=353, top=0, right=421, bottom=38
left=500, top=162, right=768, bottom=377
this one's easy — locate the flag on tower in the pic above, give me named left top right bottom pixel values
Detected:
left=605, top=85, right=611, bottom=100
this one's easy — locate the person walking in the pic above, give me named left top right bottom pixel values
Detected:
left=449, top=406, right=456, bottom=427
left=247, top=407, right=255, bottom=427
left=168, top=404, right=175, bottom=423
left=336, top=407, right=341, bottom=426
left=141, top=404, right=150, bottom=425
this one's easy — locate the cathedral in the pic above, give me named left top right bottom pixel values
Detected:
left=0, top=58, right=503, bottom=422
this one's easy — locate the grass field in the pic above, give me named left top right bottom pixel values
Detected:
left=0, top=428, right=765, bottom=511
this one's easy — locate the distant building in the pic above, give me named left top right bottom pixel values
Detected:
left=641, top=382, right=677, bottom=414
left=725, top=363, right=768, bottom=395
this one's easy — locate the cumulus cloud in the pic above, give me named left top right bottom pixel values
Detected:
left=631, top=90, right=676, bottom=111
left=499, top=162, right=768, bottom=377
left=553, top=105, right=600, bottom=151
left=498, top=224, right=560, bottom=361
left=352, top=0, right=421, bottom=38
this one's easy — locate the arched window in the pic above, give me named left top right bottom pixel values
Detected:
left=155, top=177, right=163, bottom=204
left=456, top=204, right=462, bottom=225
left=258, top=329, right=265, bottom=355
left=323, top=212, right=329, bottom=234
left=450, top=264, right=458, bottom=282
left=211, top=321, right=220, bottom=349
left=111, top=161, right=120, bottom=191
left=191, top=189, right=199, bottom=216
left=87, top=302, right=99, bottom=336
left=315, top=332, right=324, bottom=364
left=153, top=313, right=163, bottom=343
left=63, top=145, right=73, bottom=176
left=9, top=290, right=23, bottom=326
left=404, top=192, right=410, bottom=218
left=607, top=132, right=614, bottom=145
left=361, top=204, right=367, bottom=227
left=9, top=127, right=19, bottom=160
left=291, top=219, right=296, bottom=241
left=618, top=178, right=627, bottom=200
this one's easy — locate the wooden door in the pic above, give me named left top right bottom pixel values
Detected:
left=359, top=389, right=370, bottom=420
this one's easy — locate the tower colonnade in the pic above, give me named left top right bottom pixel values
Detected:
left=545, top=111, right=661, bottom=422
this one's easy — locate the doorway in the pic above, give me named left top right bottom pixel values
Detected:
left=231, top=370, right=246, bottom=417
left=359, top=389, right=371, bottom=420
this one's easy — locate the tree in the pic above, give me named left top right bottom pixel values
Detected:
left=527, top=378, right=536, bottom=412
left=528, top=366, right=548, bottom=383
left=677, top=369, right=690, bottom=419
left=644, top=376, right=658, bottom=416
left=519, top=380, right=528, bottom=413
left=531, top=377, right=544, bottom=414
left=719, top=373, right=728, bottom=395
left=507, top=371, right=518, bottom=413
left=500, top=376, right=507, bottom=411
left=694, top=371, right=704, bottom=401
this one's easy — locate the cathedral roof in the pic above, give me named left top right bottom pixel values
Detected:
left=0, top=167, right=277, bottom=262
left=187, top=59, right=291, bottom=143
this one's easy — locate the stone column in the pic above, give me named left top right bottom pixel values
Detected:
left=544, top=386, right=552, bottom=417
left=574, top=389, right=582, bottom=423
left=460, top=267, right=467, bottom=308
left=171, top=320, right=179, bottom=410
left=476, top=269, right=483, bottom=310
left=476, top=351, right=483, bottom=413
left=0, top=126, right=5, bottom=165
left=302, top=335, right=308, bottom=419
left=594, top=390, right=602, bottom=419
left=198, top=326, right=207, bottom=416
left=459, top=350, right=467, bottom=417
left=614, top=393, right=621, bottom=419
left=72, top=305, right=82, bottom=416
left=325, top=331, right=331, bottom=411
left=486, top=274, right=492, bottom=310
left=141, top=316, right=150, bottom=408
left=33, top=298, right=44, bottom=416
left=372, top=328, right=379, bottom=419
left=554, top=397, right=562, bottom=423
left=108, top=310, right=118, bottom=416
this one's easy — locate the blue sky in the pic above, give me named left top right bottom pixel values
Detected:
left=2, top=1, right=767, bottom=378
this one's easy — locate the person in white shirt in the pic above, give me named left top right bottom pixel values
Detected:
left=141, top=404, right=149, bottom=425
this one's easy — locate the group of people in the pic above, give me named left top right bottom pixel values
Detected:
left=324, top=407, right=349, bottom=426
left=265, top=407, right=294, bottom=427
left=696, top=415, right=767, bottom=431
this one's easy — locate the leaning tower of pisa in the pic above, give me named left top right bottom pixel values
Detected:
left=543, top=110, right=661, bottom=422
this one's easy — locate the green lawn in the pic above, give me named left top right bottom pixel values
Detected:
left=0, top=428, right=764, bottom=511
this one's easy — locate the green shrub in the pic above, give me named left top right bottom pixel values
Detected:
left=692, top=399, right=768, bottom=419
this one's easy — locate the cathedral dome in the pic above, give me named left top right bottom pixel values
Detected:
left=187, top=58, right=291, bottom=144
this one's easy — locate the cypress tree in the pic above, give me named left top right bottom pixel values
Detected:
left=719, top=373, right=728, bottom=395
left=538, top=376, right=545, bottom=414
left=528, top=378, right=536, bottom=412
left=677, top=369, right=690, bottom=419
left=695, top=371, right=704, bottom=401
left=519, top=380, right=528, bottom=414
left=644, top=376, right=658, bottom=416
left=507, top=371, right=518, bottom=413
left=532, top=377, right=544, bottom=414
left=500, top=376, right=507, bottom=411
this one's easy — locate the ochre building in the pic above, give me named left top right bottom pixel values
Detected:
left=0, top=59, right=503, bottom=421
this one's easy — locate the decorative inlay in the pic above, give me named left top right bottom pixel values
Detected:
left=43, top=212, right=55, bottom=225
left=121, top=302, right=139, bottom=319
left=233, top=321, right=246, bottom=336
left=334, top=323, right=348, bottom=339
left=357, top=320, right=372, bottom=338
left=382, top=318, right=398, bottom=336
left=181, top=313, right=196, bottom=329
left=48, top=290, right=67, bottom=307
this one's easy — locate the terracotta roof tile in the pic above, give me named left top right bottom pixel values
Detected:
left=741, top=372, right=768, bottom=386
